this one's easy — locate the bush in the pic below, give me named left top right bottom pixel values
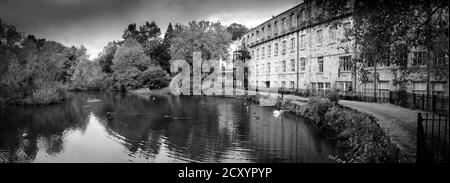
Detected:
left=327, top=89, right=340, bottom=104
left=294, top=97, right=400, bottom=162
left=23, top=83, right=64, bottom=105
left=394, top=89, right=409, bottom=107
left=306, top=97, right=334, bottom=124
left=140, top=69, right=170, bottom=90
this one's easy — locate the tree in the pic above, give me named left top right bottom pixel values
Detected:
left=97, top=41, right=119, bottom=73
left=226, top=23, right=249, bottom=41
left=163, top=23, right=174, bottom=47
left=112, top=38, right=163, bottom=91
left=71, top=56, right=107, bottom=90
left=170, top=20, right=232, bottom=64
left=318, top=0, right=449, bottom=99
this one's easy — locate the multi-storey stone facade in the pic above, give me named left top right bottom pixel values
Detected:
left=240, top=0, right=448, bottom=96
left=241, top=0, right=355, bottom=93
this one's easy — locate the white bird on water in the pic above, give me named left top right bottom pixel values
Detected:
left=273, top=110, right=284, bottom=118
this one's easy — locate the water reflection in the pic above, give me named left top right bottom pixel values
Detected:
left=0, top=92, right=339, bottom=163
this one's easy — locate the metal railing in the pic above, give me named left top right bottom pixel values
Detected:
left=417, top=113, right=449, bottom=163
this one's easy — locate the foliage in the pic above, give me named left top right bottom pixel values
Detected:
left=111, top=38, right=165, bottom=91
left=139, top=68, right=170, bottom=90
left=289, top=97, right=399, bottom=163
left=305, top=97, right=334, bottom=124
left=170, top=20, right=232, bottom=65
left=71, top=55, right=109, bottom=90
left=226, top=23, right=249, bottom=41
left=343, top=1, right=447, bottom=90
left=23, top=82, right=65, bottom=105
left=0, top=19, right=90, bottom=105
left=327, top=89, right=341, bottom=104
left=97, top=41, right=119, bottom=73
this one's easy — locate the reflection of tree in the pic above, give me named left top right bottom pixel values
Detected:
left=0, top=92, right=90, bottom=163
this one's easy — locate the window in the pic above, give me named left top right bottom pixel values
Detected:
left=367, top=58, right=375, bottom=67
left=300, top=34, right=305, bottom=49
left=282, top=40, right=286, bottom=54
left=274, top=61, right=278, bottom=73
left=300, top=58, right=306, bottom=71
left=317, top=29, right=323, bottom=45
left=412, top=81, right=426, bottom=94
left=267, top=63, right=271, bottom=73
left=340, top=56, right=352, bottom=71
left=343, top=22, right=351, bottom=37
left=267, top=45, right=271, bottom=58
left=432, top=82, right=447, bottom=95
left=329, top=26, right=337, bottom=43
left=299, top=9, right=304, bottom=23
left=290, top=59, right=295, bottom=72
left=336, top=81, right=353, bottom=91
left=274, top=43, right=278, bottom=56
left=412, top=51, right=426, bottom=65
left=290, top=38, right=295, bottom=52
left=281, top=18, right=286, bottom=31
left=256, top=49, right=259, bottom=60
left=378, top=81, right=390, bottom=90
left=274, top=21, right=278, bottom=35
left=261, top=47, right=265, bottom=59
left=256, top=64, right=259, bottom=74
left=318, top=57, right=324, bottom=72
left=291, top=14, right=296, bottom=27
left=251, top=50, right=254, bottom=59
left=282, top=60, right=286, bottom=72
left=290, top=81, right=295, bottom=89
left=318, top=83, right=324, bottom=91
left=282, top=81, right=286, bottom=88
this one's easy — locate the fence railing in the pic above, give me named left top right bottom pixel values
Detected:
left=417, top=113, right=449, bottom=163
left=278, top=88, right=449, bottom=115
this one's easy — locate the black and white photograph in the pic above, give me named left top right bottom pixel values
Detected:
left=0, top=0, right=448, bottom=170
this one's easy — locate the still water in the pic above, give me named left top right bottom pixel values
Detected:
left=0, top=92, right=340, bottom=163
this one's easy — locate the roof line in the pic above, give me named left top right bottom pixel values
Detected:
left=245, top=1, right=306, bottom=35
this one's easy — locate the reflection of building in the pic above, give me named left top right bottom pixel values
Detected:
left=219, top=40, right=242, bottom=89
left=241, top=0, right=448, bottom=95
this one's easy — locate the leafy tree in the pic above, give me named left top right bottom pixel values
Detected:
left=163, top=23, right=174, bottom=46
left=71, top=56, right=107, bottom=90
left=170, top=20, right=232, bottom=64
left=226, top=23, right=249, bottom=41
left=319, top=0, right=449, bottom=99
left=139, top=67, right=170, bottom=90
left=112, top=38, right=163, bottom=91
left=97, top=41, right=119, bottom=73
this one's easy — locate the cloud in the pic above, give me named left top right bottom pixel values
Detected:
left=0, top=0, right=299, bottom=59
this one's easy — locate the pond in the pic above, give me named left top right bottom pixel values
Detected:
left=0, top=92, right=340, bottom=163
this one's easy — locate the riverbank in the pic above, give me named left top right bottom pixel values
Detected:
left=243, top=94, right=401, bottom=163
left=127, top=88, right=402, bottom=163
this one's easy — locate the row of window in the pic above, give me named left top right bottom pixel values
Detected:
left=252, top=38, right=296, bottom=59
left=252, top=81, right=296, bottom=89
left=251, top=56, right=353, bottom=75
left=246, top=21, right=351, bottom=50
left=250, top=23, right=351, bottom=59
left=245, top=6, right=312, bottom=44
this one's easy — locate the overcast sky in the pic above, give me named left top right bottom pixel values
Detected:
left=0, top=0, right=301, bottom=59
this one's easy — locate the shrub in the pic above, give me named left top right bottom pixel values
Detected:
left=394, top=89, right=409, bottom=107
left=306, top=97, right=334, bottom=124
left=23, top=82, right=64, bottom=105
left=140, top=69, right=170, bottom=90
left=327, top=89, right=340, bottom=104
left=295, top=97, right=400, bottom=162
